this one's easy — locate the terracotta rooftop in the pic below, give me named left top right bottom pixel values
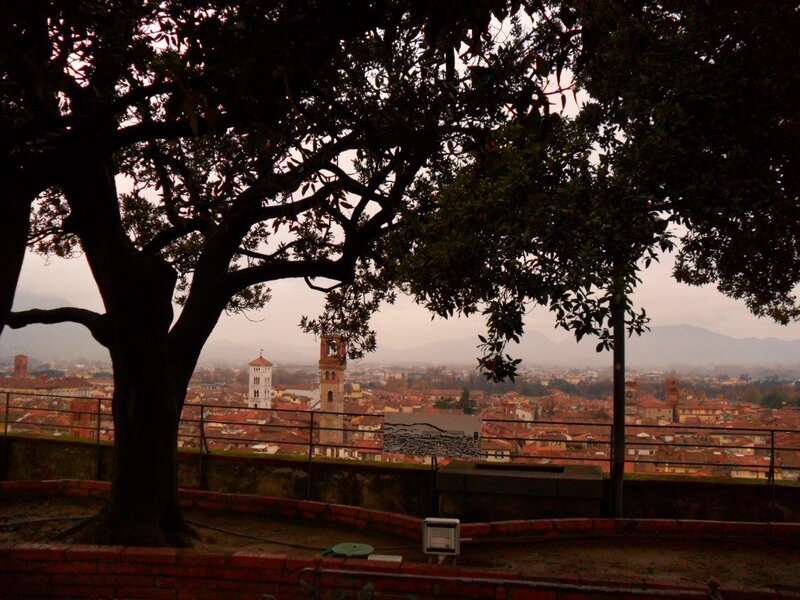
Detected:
left=0, top=376, right=93, bottom=390
left=248, top=354, right=273, bottom=367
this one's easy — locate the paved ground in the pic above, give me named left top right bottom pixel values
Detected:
left=1, top=496, right=798, bottom=593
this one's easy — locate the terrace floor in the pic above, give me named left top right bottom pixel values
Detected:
left=1, top=496, right=798, bottom=593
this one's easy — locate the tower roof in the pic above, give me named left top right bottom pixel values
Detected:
left=249, top=354, right=273, bottom=367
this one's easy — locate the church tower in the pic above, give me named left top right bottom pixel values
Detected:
left=318, top=335, right=346, bottom=447
left=665, top=376, right=679, bottom=422
left=248, top=352, right=273, bottom=410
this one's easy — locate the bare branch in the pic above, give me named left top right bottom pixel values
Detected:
left=271, top=131, right=359, bottom=193
left=146, top=140, right=180, bottom=225
left=225, top=257, right=353, bottom=297
left=6, top=308, right=110, bottom=347
left=236, top=239, right=310, bottom=262
left=142, top=220, right=207, bottom=254
left=304, top=276, right=345, bottom=293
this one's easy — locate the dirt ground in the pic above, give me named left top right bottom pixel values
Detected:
left=1, top=496, right=798, bottom=593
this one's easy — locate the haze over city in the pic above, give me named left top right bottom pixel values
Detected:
left=5, top=248, right=800, bottom=367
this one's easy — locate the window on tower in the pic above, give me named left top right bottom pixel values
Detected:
left=253, top=377, right=260, bottom=384
left=254, top=390, right=259, bottom=398
left=327, top=391, right=333, bottom=402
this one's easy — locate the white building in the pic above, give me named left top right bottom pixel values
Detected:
left=248, top=353, right=273, bottom=410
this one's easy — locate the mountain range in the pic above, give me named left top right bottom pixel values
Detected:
left=2, top=314, right=798, bottom=369
left=361, top=325, right=800, bottom=368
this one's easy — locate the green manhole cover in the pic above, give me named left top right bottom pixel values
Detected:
left=326, top=542, right=375, bottom=558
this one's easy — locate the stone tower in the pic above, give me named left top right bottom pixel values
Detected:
left=665, top=376, right=679, bottom=422
left=318, top=335, right=346, bottom=447
left=248, top=352, right=273, bottom=410
left=13, top=354, right=29, bottom=379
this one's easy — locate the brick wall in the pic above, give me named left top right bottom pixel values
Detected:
left=4, top=435, right=800, bottom=523
left=0, top=542, right=788, bottom=599
left=1, top=480, right=797, bottom=599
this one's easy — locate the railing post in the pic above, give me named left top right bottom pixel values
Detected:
left=767, top=429, right=775, bottom=487
left=307, top=411, right=314, bottom=499
left=199, top=404, right=206, bottom=490
left=610, top=278, right=627, bottom=518
left=2, top=393, right=10, bottom=480
left=95, top=397, right=103, bottom=480
left=430, top=454, right=439, bottom=517
left=768, top=429, right=777, bottom=518
left=768, top=430, right=776, bottom=484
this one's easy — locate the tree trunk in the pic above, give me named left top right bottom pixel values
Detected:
left=59, top=160, right=204, bottom=546
left=70, top=322, right=196, bottom=546
left=610, top=275, right=626, bottom=518
left=0, top=188, right=33, bottom=338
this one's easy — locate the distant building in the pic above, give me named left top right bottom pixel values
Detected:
left=638, top=398, right=674, bottom=422
left=624, top=380, right=639, bottom=417
left=69, top=399, right=99, bottom=439
left=665, top=376, right=679, bottom=406
left=248, top=353, right=273, bottom=410
left=0, top=375, right=94, bottom=398
left=318, top=335, right=346, bottom=448
left=14, top=354, right=29, bottom=379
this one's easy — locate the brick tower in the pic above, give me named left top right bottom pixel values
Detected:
left=318, top=335, right=346, bottom=447
left=13, top=354, right=29, bottom=379
left=665, top=376, right=679, bottom=421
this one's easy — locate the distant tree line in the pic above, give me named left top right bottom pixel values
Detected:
left=365, top=368, right=615, bottom=400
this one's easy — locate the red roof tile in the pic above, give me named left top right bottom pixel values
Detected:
left=248, top=355, right=273, bottom=367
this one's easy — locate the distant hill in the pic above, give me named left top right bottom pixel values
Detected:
left=626, top=324, right=800, bottom=367
left=197, top=338, right=313, bottom=366
left=361, top=324, right=800, bottom=368
left=365, top=330, right=559, bottom=366
left=2, top=291, right=797, bottom=368
left=0, top=292, right=110, bottom=362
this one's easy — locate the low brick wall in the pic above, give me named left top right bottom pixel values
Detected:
left=0, top=541, right=790, bottom=599
left=1, top=480, right=798, bottom=599
left=0, top=480, right=423, bottom=542
left=2, top=434, right=436, bottom=517
left=4, top=435, right=800, bottom=523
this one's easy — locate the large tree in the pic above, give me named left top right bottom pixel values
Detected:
left=384, top=0, right=799, bottom=514
left=2, top=0, right=550, bottom=545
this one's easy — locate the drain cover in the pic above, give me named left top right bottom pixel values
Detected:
left=328, top=542, right=375, bottom=558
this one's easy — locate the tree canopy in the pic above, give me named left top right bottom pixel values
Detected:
left=384, top=0, right=800, bottom=379
left=2, top=0, right=554, bottom=545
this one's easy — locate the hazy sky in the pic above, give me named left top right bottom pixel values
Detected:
left=13, top=247, right=800, bottom=354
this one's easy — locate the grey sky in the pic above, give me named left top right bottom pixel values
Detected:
left=13, top=248, right=800, bottom=355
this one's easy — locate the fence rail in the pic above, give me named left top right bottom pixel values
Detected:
left=1, top=391, right=799, bottom=490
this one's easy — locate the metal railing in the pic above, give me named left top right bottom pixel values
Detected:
left=481, top=417, right=800, bottom=485
left=2, top=391, right=798, bottom=489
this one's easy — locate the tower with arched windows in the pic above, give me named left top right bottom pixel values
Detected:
left=318, top=335, right=346, bottom=447
left=248, top=352, right=273, bottom=410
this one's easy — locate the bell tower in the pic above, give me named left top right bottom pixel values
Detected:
left=318, top=335, right=346, bottom=447
left=248, top=351, right=273, bottom=410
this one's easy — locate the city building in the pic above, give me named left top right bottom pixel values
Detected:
left=248, top=352, right=273, bottom=410
left=14, top=354, right=29, bottom=379
left=318, top=335, right=346, bottom=449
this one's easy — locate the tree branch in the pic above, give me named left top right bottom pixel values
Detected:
left=141, top=220, right=207, bottom=254
left=225, top=257, right=353, bottom=297
left=304, top=276, right=345, bottom=293
left=6, top=308, right=110, bottom=347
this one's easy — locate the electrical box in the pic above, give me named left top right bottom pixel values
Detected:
left=422, top=518, right=460, bottom=555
